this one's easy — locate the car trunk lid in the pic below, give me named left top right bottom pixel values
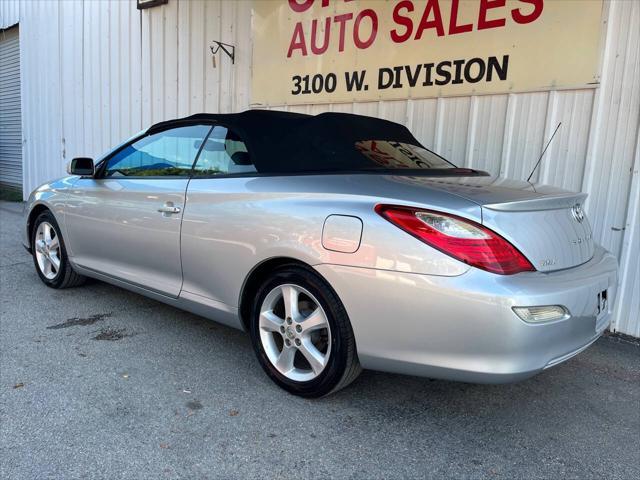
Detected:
left=481, top=196, right=594, bottom=272
left=394, top=175, right=595, bottom=272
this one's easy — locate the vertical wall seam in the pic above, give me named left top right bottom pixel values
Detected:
left=582, top=0, right=615, bottom=207
left=434, top=97, right=444, bottom=152
left=539, top=90, right=558, bottom=185
left=465, top=96, right=478, bottom=168
left=57, top=0, right=64, bottom=161
left=202, top=0, right=206, bottom=112
left=500, top=93, right=516, bottom=176
left=139, top=0, right=143, bottom=129
left=176, top=0, right=179, bottom=117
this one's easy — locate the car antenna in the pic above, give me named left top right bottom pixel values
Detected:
left=527, top=122, right=562, bottom=183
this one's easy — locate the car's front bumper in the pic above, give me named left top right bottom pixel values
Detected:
left=315, top=245, right=618, bottom=383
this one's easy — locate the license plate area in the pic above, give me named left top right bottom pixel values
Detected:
left=595, top=289, right=609, bottom=331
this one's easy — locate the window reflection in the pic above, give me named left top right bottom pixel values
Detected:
left=105, top=125, right=211, bottom=177
left=192, top=126, right=256, bottom=176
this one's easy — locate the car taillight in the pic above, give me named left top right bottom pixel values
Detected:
left=375, top=205, right=535, bottom=275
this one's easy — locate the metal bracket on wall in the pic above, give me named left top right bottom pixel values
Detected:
left=136, top=0, right=168, bottom=9
left=210, top=41, right=235, bottom=67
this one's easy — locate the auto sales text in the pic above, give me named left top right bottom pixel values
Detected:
left=286, top=0, right=543, bottom=58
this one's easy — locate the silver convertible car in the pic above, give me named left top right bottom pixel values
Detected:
left=23, top=110, right=617, bottom=397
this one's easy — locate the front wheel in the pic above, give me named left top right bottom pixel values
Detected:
left=249, top=265, right=361, bottom=397
left=31, top=210, right=86, bottom=289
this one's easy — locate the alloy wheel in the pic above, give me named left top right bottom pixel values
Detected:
left=34, top=222, right=61, bottom=280
left=258, top=283, right=332, bottom=382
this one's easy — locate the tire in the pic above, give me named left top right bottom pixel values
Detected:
left=249, top=264, right=361, bottom=397
left=31, top=210, right=86, bottom=289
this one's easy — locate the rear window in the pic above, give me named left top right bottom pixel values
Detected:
left=250, top=112, right=468, bottom=175
left=354, top=140, right=454, bottom=170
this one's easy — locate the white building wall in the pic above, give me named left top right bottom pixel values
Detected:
left=0, top=0, right=638, bottom=336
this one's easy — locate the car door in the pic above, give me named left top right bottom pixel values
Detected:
left=65, top=124, right=213, bottom=297
left=179, top=124, right=259, bottom=305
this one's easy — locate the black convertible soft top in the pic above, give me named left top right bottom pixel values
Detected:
left=147, top=110, right=485, bottom=176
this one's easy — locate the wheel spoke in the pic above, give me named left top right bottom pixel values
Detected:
left=259, top=311, right=283, bottom=332
left=300, top=308, right=328, bottom=334
left=42, top=259, right=52, bottom=278
left=36, top=254, right=46, bottom=273
left=298, top=338, right=326, bottom=375
left=43, top=223, right=53, bottom=243
left=281, top=285, right=300, bottom=321
left=35, top=239, right=46, bottom=253
left=49, top=252, right=61, bottom=270
left=49, top=235, right=60, bottom=251
left=274, top=346, right=296, bottom=374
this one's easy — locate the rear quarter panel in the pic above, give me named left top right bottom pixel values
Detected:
left=180, top=175, right=478, bottom=308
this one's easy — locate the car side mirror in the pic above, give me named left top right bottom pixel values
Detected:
left=67, top=157, right=95, bottom=176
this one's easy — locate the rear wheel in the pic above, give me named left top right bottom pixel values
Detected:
left=31, top=210, right=86, bottom=289
left=249, top=265, right=361, bottom=397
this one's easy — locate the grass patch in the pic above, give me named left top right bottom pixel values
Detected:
left=0, top=186, right=23, bottom=202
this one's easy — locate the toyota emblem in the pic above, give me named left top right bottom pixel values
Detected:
left=571, top=204, right=585, bottom=223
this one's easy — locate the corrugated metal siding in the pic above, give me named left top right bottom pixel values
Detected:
left=1, top=0, right=253, bottom=189
left=0, top=1, right=19, bottom=30
left=584, top=0, right=640, bottom=336
left=141, top=0, right=252, bottom=125
left=614, top=129, right=639, bottom=337
left=0, top=25, right=22, bottom=190
left=16, top=0, right=62, bottom=192
left=1, top=0, right=638, bottom=336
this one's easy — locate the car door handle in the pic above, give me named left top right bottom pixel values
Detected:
left=158, top=203, right=181, bottom=215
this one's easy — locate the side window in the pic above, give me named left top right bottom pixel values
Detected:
left=104, top=125, right=212, bottom=177
left=192, top=126, right=256, bottom=176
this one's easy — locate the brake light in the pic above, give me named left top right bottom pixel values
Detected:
left=375, top=205, right=535, bottom=275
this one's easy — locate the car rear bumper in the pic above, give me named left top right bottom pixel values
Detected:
left=315, top=245, right=618, bottom=383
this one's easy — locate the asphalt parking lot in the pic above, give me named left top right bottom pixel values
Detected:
left=1, top=200, right=639, bottom=479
